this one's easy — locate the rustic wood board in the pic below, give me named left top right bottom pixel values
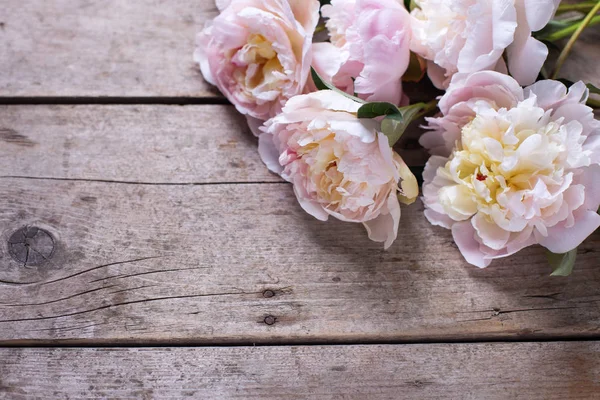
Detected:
left=0, top=0, right=219, bottom=98
left=1, top=0, right=597, bottom=99
left=0, top=106, right=598, bottom=345
left=0, top=105, right=426, bottom=182
left=1, top=342, right=599, bottom=399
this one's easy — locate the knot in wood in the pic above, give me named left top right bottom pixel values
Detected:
left=8, top=226, right=55, bottom=266
left=262, top=290, right=275, bottom=298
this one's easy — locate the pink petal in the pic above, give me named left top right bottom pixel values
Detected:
left=507, top=35, right=548, bottom=86
left=363, top=191, right=401, bottom=249
left=538, top=210, right=600, bottom=253
left=258, top=133, right=283, bottom=175
left=520, top=0, right=561, bottom=32
left=311, top=42, right=343, bottom=84
left=452, top=221, right=492, bottom=268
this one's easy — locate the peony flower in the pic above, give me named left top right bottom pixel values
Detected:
left=194, top=0, right=320, bottom=120
left=410, top=0, right=561, bottom=89
left=258, top=90, right=419, bottom=248
left=314, top=0, right=412, bottom=105
left=421, top=71, right=600, bottom=267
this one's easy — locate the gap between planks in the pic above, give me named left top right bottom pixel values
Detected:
left=3, top=336, right=600, bottom=349
left=0, top=97, right=229, bottom=105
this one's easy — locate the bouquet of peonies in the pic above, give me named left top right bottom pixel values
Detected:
left=196, top=0, right=600, bottom=275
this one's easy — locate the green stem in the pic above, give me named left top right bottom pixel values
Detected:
left=545, top=15, right=600, bottom=41
left=414, top=99, right=439, bottom=120
left=557, top=1, right=598, bottom=13
left=587, top=97, right=600, bottom=108
left=551, top=0, right=600, bottom=79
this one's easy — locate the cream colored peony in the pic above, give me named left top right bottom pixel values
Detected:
left=195, top=0, right=320, bottom=120
left=422, top=71, right=600, bottom=267
left=258, top=90, right=418, bottom=248
left=410, top=0, right=560, bottom=89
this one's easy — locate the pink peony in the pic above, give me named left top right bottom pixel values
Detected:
left=258, top=90, right=419, bottom=248
left=314, top=0, right=412, bottom=105
left=410, top=0, right=561, bottom=89
left=194, top=0, right=320, bottom=120
left=421, top=71, right=600, bottom=267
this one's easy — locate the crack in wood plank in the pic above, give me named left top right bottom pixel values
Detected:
left=0, top=175, right=288, bottom=186
left=0, top=291, right=263, bottom=324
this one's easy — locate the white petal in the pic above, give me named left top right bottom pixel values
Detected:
left=452, top=221, right=492, bottom=268
left=363, top=191, right=401, bottom=249
left=258, top=133, right=283, bottom=175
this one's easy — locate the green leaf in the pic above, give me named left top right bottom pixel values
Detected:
left=547, top=249, right=577, bottom=277
left=357, top=102, right=400, bottom=119
left=310, top=67, right=366, bottom=104
left=380, top=103, right=426, bottom=146
left=319, top=0, right=331, bottom=5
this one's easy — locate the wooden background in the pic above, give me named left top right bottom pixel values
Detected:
left=0, top=1, right=599, bottom=398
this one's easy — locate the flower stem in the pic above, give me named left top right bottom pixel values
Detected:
left=587, top=97, right=600, bottom=108
left=551, top=0, right=600, bottom=79
left=544, top=15, right=600, bottom=41
left=414, top=98, right=439, bottom=120
left=557, top=1, right=598, bottom=13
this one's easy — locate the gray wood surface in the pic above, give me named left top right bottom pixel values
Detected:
left=0, top=106, right=598, bottom=344
left=0, top=0, right=219, bottom=98
left=1, top=0, right=595, bottom=99
left=1, top=342, right=599, bottom=399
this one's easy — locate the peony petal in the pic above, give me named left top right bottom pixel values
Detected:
left=538, top=210, right=600, bottom=253
left=452, top=221, right=492, bottom=268
left=577, top=165, right=600, bottom=211
left=246, top=116, right=265, bottom=137
left=424, top=208, right=455, bottom=229
left=311, top=42, right=343, bottom=85
left=519, top=0, right=560, bottom=32
left=457, top=0, right=516, bottom=74
left=524, top=79, right=567, bottom=110
left=472, top=212, right=511, bottom=250
left=363, top=190, right=401, bottom=249
left=507, top=35, right=548, bottom=86
left=258, top=132, right=283, bottom=175
left=295, top=191, right=330, bottom=222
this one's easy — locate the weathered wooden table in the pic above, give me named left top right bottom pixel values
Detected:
left=1, top=1, right=599, bottom=398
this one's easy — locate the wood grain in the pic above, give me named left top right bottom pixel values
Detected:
left=1, top=343, right=599, bottom=399
left=2, top=0, right=597, bottom=99
left=0, top=106, right=598, bottom=344
left=0, top=105, right=428, bottom=181
left=0, top=105, right=278, bottom=183
left=0, top=177, right=598, bottom=344
left=0, top=0, right=219, bottom=98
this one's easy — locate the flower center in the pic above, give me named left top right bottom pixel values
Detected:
left=436, top=101, right=581, bottom=226
left=232, top=34, right=283, bottom=92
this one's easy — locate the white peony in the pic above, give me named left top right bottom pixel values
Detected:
left=421, top=71, right=600, bottom=267
left=410, top=0, right=561, bottom=89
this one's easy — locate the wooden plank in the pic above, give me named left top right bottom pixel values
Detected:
left=0, top=105, right=427, bottom=182
left=0, top=0, right=219, bottom=98
left=0, top=106, right=599, bottom=344
left=2, top=1, right=597, bottom=99
left=0, top=105, right=279, bottom=183
left=1, top=343, right=599, bottom=399
left=0, top=179, right=598, bottom=344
